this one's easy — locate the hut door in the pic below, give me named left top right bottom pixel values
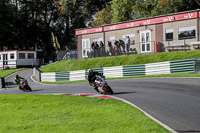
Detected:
left=3, top=54, right=8, bottom=65
left=140, top=30, right=151, bottom=53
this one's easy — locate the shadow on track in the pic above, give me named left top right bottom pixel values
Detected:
left=113, top=91, right=136, bottom=95
left=31, top=89, right=44, bottom=92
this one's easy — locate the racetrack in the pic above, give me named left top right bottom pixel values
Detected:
left=1, top=69, right=200, bottom=133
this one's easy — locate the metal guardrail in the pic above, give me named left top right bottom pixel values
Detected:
left=40, top=59, right=195, bottom=82
left=60, top=36, right=200, bottom=60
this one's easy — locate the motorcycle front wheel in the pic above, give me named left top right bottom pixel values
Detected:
left=104, top=85, right=114, bottom=94
left=25, top=85, right=32, bottom=91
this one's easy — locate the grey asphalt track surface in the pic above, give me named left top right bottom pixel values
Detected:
left=1, top=69, right=200, bottom=133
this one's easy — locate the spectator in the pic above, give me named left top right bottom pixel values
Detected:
left=108, top=41, right=112, bottom=56
left=119, top=39, right=126, bottom=54
left=125, top=36, right=130, bottom=54
left=91, top=42, right=95, bottom=57
left=94, top=42, right=99, bottom=57
left=100, top=41, right=105, bottom=56
left=114, top=40, right=121, bottom=55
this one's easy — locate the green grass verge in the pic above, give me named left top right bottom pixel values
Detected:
left=0, top=68, right=27, bottom=78
left=40, top=50, right=200, bottom=72
left=0, top=94, right=169, bottom=133
left=42, top=73, right=200, bottom=84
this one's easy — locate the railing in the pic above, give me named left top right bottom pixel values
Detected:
left=62, top=35, right=200, bottom=60
left=41, top=59, right=195, bottom=82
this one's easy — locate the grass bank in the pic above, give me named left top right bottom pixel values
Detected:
left=40, top=50, right=200, bottom=72
left=0, top=68, right=26, bottom=78
left=0, top=94, right=169, bottom=133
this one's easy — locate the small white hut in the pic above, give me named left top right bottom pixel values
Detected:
left=0, top=50, right=37, bottom=69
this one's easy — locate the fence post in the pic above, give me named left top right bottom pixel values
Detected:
left=168, top=41, right=170, bottom=52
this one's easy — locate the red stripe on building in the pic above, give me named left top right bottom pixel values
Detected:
left=76, top=27, right=103, bottom=35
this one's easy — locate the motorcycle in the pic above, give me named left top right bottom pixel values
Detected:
left=19, top=79, right=32, bottom=92
left=93, top=75, right=114, bottom=94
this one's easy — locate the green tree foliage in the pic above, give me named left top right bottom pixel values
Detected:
left=111, top=0, right=135, bottom=23
left=133, top=0, right=200, bottom=19
left=91, top=5, right=112, bottom=26
left=0, top=0, right=60, bottom=61
left=0, top=1, right=17, bottom=50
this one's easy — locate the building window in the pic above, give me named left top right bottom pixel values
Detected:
left=10, top=53, right=15, bottom=59
left=28, top=53, right=34, bottom=59
left=92, top=38, right=103, bottom=46
left=19, top=53, right=26, bottom=59
left=122, top=34, right=135, bottom=45
left=165, top=29, right=173, bottom=41
left=82, top=39, right=90, bottom=58
left=109, top=36, right=115, bottom=46
left=178, top=26, right=196, bottom=40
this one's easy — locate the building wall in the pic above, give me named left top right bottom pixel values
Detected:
left=198, top=18, right=200, bottom=41
left=0, top=51, right=17, bottom=68
left=82, top=32, right=104, bottom=40
left=163, top=19, right=197, bottom=47
left=17, top=51, right=37, bottom=67
left=77, top=10, right=200, bottom=59
left=77, top=35, right=82, bottom=59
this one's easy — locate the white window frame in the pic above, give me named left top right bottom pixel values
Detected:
left=92, top=38, right=103, bottom=44
left=109, top=36, right=115, bottom=46
left=165, top=28, right=174, bottom=41
left=28, top=53, right=35, bottom=59
left=140, top=30, right=151, bottom=53
left=82, top=38, right=90, bottom=58
left=10, top=53, right=15, bottom=60
left=19, top=53, right=26, bottom=59
left=178, top=26, right=196, bottom=40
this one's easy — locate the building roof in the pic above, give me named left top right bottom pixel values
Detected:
left=0, top=50, right=36, bottom=53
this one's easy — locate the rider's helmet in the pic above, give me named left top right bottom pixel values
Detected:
left=15, top=75, right=19, bottom=79
left=88, top=69, right=94, bottom=76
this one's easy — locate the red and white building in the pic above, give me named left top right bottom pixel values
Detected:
left=76, top=9, right=200, bottom=59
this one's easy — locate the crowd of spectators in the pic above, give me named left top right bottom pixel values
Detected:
left=88, top=36, right=132, bottom=58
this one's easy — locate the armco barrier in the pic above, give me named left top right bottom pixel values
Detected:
left=145, top=61, right=170, bottom=75
left=104, top=66, right=123, bottom=78
left=170, top=59, right=194, bottom=73
left=56, top=72, right=70, bottom=81
left=41, top=72, right=56, bottom=82
left=70, top=70, right=85, bottom=81
left=40, top=59, right=195, bottom=82
left=123, top=64, right=145, bottom=77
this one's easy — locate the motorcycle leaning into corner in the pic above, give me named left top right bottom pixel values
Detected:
left=15, top=75, right=32, bottom=92
left=94, top=75, right=113, bottom=94
left=88, top=69, right=113, bottom=95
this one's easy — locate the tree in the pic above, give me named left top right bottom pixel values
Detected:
left=91, top=5, right=112, bottom=26
left=111, top=0, right=135, bottom=23
left=133, top=0, right=200, bottom=19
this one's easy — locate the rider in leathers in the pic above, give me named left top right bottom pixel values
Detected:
left=87, top=69, right=102, bottom=92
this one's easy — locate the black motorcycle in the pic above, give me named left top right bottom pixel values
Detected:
left=92, top=75, right=113, bottom=94
left=19, top=79, right=32, bottom=92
